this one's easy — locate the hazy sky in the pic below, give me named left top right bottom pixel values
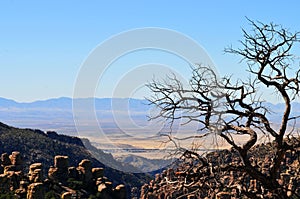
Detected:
left=1, top=1, right=300, bottom=102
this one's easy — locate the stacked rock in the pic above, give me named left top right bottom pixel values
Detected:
left=26, top=182, right=44, bottom=199
left=0, top=152, right=128, bottom=199
left=28, top=163, right=43, bottom=183
left=78, top=159, right=93, bottom=186
left=9, top=151, right=23, bottom=171
left=48, top=156, right=69, bottom=183
left=92, top=167, right=104, bottom=179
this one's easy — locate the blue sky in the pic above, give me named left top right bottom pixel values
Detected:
left=1, top=1, right=300, bottom=102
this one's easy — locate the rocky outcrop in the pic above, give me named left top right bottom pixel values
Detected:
left=78, top=159, right=93, bottom=186
left=139, top=143, right=300, bottom=199
left=115, top=184, right=127, bottom=199
left=29, top=163, right=43, bottom=183
left=48, top=155, right=69, bottom=183
left=0, top=152, right=127, bottom=198
left=92, top=167, right=104, bottom=179
left=9, top=151, right=23, bottom=171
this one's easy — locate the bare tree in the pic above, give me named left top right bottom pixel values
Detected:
left=147, top=19, right=300, bottom=198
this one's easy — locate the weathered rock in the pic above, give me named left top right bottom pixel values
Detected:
left=29, top=163, right=43, bottom=182
left=4, top=170, right=21, bottom=190
left=0, top=152, right=125, bottom=199
left=4, top=165, right=15, bottom=174
left=92, top=167, right=104, bottom=179
left=79, top=159, right=92, bottom=170
left=27, top=183, right=44, bottom=199
left=68, top=166, right=78, bottom=179
left=98, top=183, right=107, bottom=192
left=98, top=182, right=113, bottom=199
left=29, top=169, right=43, bottom=183
left=140, top=184, right=149, bottom=199
left=215, top=192, right=231, bottom=199
left=29, top=163, right=42, bottom=174
left=49, top=156, right=69, bottom=183
left=105, top=181, right=113, bottom=190
left=48, top=166, right=59, bottom=181
left=9, top=151, right=23, bottom=171
left=1, top=153, right=11, bottom=167
left=78, top=159, right=93, bottom=186
left=114, top=184, right=126, bottom=199
left=96, top=177, right=107, bottom=186
left=54, top=156, right=69, bottom=169
left=61, top=192, right=73, bottom=199
left=15, top=180, right=28, bottom=198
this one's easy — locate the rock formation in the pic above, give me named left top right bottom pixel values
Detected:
left=0, top=152, right=127, bottom=198
left=139, top=143, right=300, bottom=199
left=9, top=151, right=23, bottom=171
left=26, top=182, right=44, bottom=199
left=48, top=155, right=69, bottom=183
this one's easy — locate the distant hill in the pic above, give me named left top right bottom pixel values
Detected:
left=116, top=154, right=172, bottom=173
left=0, top=122, right=150, bottom=189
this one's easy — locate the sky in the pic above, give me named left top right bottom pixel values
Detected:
left=1, top=0, right=300, bottom=103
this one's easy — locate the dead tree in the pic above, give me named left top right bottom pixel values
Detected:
left=147, top=19, right=300, bottom=198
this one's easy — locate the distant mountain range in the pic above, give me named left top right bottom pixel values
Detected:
left=0, top=97, right=299, bottom=139
left=0, top=97, right=299, bottom=159
left=0, top=97, right=150, bottom=135
left=0, top=97, right=149, bottom=111
left=0, top=97, right=299, bottom=129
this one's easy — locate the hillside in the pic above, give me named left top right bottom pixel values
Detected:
left=116, top=154, right=172, bottom=173
left=140, top=140, right=300, bottom=198
left=0, top=122, right=151, bottom=194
